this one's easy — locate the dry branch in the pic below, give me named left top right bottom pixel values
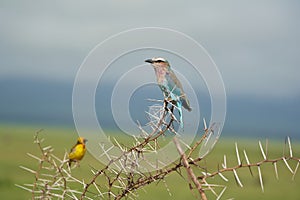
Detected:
left=173, top=137, right=207, bottom=200
left=18, top=98, right=300, bottom=200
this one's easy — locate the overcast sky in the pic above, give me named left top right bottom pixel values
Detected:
left=1, top=0, right=300, bottom=98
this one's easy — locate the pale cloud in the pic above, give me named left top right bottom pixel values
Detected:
left=0, top=0, right=299, bottom=98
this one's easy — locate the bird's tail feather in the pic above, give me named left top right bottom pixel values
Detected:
left=177, top=102, right=184, bottom=128
left=182, top=98, right=192, bottom=112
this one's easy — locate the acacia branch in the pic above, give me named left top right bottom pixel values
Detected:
left=173, top=137, right=207, bottom=200
left=19, top=98, right=300, bottom=200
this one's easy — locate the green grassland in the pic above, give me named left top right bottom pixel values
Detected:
left=1, top=124, right=299, bottom=199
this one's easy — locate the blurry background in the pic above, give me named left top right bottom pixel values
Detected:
left=0, top=0, right=300, bottom=199
left=1, top=0, right=299, bottom=138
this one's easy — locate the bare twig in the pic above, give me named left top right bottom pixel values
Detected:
left=173, top=137, right=207, bottom=200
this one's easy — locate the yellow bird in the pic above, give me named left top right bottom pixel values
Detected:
left=68, top=137, right=87, bottom=167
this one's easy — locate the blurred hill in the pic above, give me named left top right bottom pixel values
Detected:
left=0, top=78, right=299, bottom=139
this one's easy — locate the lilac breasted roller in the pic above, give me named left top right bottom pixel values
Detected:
left=145, top=57, right=192, bottom=128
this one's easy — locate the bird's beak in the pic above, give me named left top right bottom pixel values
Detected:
left=145, top=59, right=153, bottom=63
left=84, top=139, right=88, bottom=143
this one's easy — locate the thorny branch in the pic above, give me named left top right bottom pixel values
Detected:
left=173, top=137, right=207, bottom=200
left=18, top=98, right=300, bottom=200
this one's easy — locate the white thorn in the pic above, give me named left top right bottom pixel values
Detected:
left=243, top=150, right=250, bottom=165
left=204, top=131, right=212, bottom=146
left=292, top=161, right=299, bottom=180
left=15, top=184, right=33, bottom=192
left=26, top=153, right=42, bottom=161
left=287, top=137, right=293, bottom=157
left=218, top=172, right=228, bottom=182
left=258, top=166, right=264, bottom=192
left=273, top=162, right=279, bottom=180
left=202, top=179, right=218, bottom=197
left=282, top=157, right=294, bottom=174
left=216, top=186, right=227, bottom=200
left=113, top=137, right=124, bottom=151
left=259, top=141, right=266, bottom=160
left=233, top=169, right=243, bottom=187
left=203, top=118, right=207, bottom=130
left=235, top=142, right=241, bottom=166
left=222, top=155, right=227, bottom=169
left=19, top=166, right=36, bottom=174
left=163, top=179, right=172, bottom=197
